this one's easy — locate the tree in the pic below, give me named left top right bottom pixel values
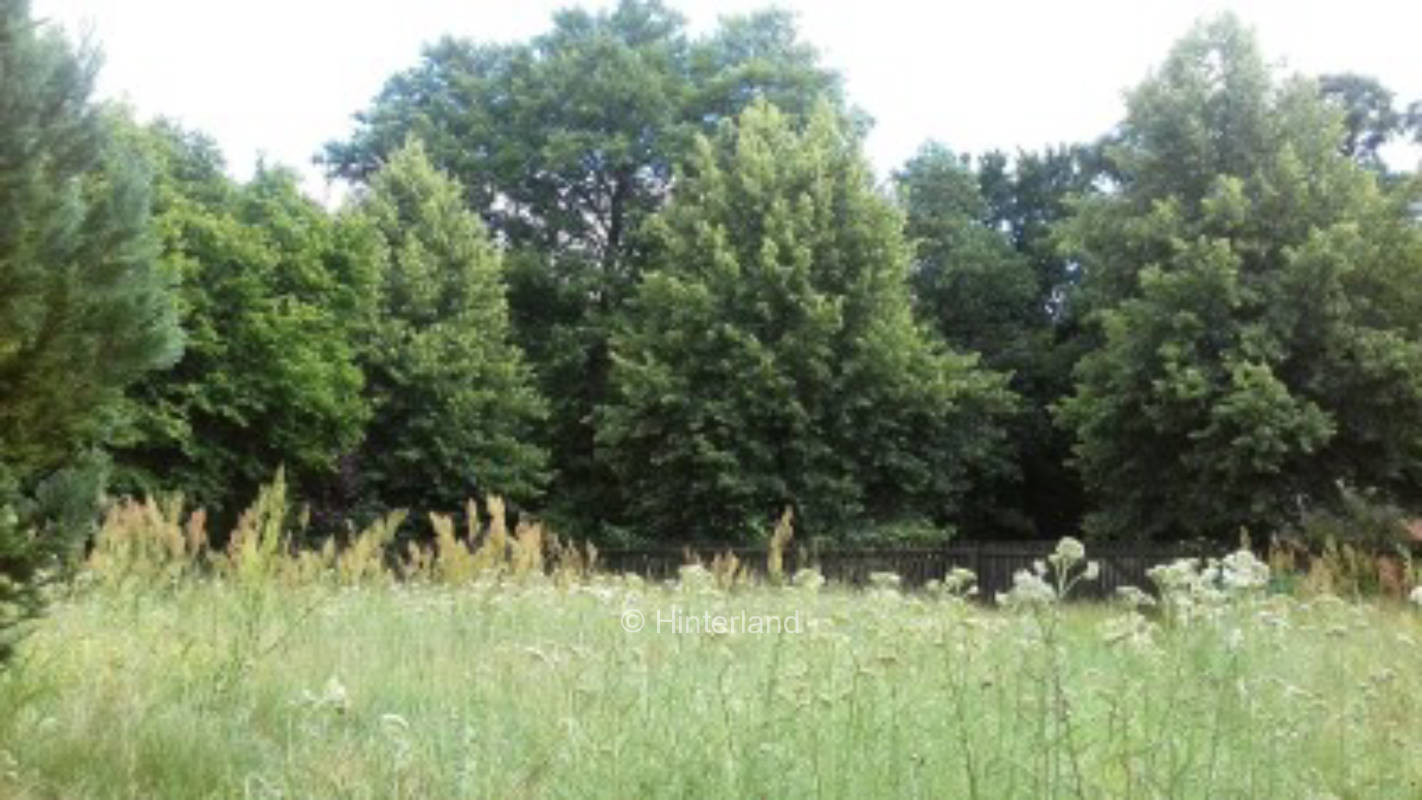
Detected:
left=0, top=1, right=180, bottom=660
left=897, top=143, right=1041, bottom=377
left=896, top=143, right=1091, bottom=537
left=1318, top=73, right=1405, bottom=171
left=320, top=0, right=846, bottom=537
left=348, top=139, right=547, bottom=516
left=114, top=122, right=373, bottom=526
left=321, top=2, right=845, bottom=268
left=1057, top=15, right=1422, bottom=541
left=597, top=103, right=1016, bottom=544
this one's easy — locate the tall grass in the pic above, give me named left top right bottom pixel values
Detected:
left=1, top=487, right=1421, bottom=798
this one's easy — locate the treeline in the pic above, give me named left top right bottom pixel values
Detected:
left=6, top=0, right=1422, bottom=595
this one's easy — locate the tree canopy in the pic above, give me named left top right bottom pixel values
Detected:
left=1057, top=14, right=1422, bottom=540
left=0, top=0, right=181, bottom=659
left=114, top=122, right=374, bottom=523
left=597, top=103, right=1016, bottom=543
left=320, top=0, right=851, bottom=537
left=346, top=139, right=548, bottom=518
left=4, top=0, right=1422, bottom=626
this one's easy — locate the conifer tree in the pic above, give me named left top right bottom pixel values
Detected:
left=0, top=1, right=180, bottom=660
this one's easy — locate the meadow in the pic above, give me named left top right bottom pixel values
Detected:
left=2, top=493, right=1421, bottom=800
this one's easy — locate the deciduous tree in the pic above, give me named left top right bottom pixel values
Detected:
left=321, top=0, right=846, bottom=536
left=598, top=103, right=1016, bottom=543
left=348, top=139, right=547, bottom=516
left=115, top=123, right=373, bottom=524
left=1058, top=15, right=1422, bottom=541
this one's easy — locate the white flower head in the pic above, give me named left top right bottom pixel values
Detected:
left=1054, top=537, right=1086, bottom=565
left=998, top=568, right=1056, bottom=607
left=793, top=567, right=825, bottom=592
left=943, top=567, right=977, bottom=596
left=1116, top=585, right=1157, bottom=608
left=1220, top=549, right=1269, bottom=591
left=1410, top=586, right=1422, bottom=608
left=322, top=675, right=349, bottom=713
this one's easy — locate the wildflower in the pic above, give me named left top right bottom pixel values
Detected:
left=945, top=567, right=975, bottom=588
left=996, top=568, right=1056, bottom=607
left=1082, top=560, right=1101, bottom=581
left=1220, top=549, right=1269, bottom=590
left=940, top=567, right=977, bottom=598
left=322, top=675, right=349, bottom=713
left=1054, top=537, right=1086, bottom=564
left=1410, top=586, right=1422, bottom=608
left=1147, top=558, right=1202, bottom=592
left=1116, top=585, right=1157, bottom=608
left=792, top=567, right=825, bottom=592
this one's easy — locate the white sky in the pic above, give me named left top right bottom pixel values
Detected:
left=30, top=0, right=1422, bottom=205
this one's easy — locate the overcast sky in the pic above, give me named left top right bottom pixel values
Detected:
left=30, top=0, right=1422, bottom=205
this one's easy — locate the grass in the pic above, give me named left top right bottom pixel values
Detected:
left=2, top=540, right=1421, bottom=799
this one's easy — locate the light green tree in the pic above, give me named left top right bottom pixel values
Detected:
left=598, top=103, right=1016, bottom=543
left=115, top=122, right=373, bottom=524
left=349, top=139, right=548, bottom=515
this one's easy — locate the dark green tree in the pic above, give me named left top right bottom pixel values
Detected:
left=895, top=141, right=1108, bottom=537
left=598, top=103, right=1016, bottom=544
left=320, top=0, right=846, bottom=537
left=1058, top=15, right=1422, bottom=541
left=1318, top=73, right=1405, bottom=171
left=0, top=2, right=180, bottom=660
left=348, top=139, right=547, bottom=516
left=897, top=143, right=1040, bottom=376
left=114, top=122, right=373, bottom=524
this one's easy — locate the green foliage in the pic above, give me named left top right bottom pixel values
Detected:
left=0, top=2, right=181, bottom=662
left=321, top=1, right=845, bottom=264
left=321, top=0, right=847, bottom=537
left=1289, top=483, right=1415, bottom=551
left=897, top=143, right=1041, bottom=373
left=348, top=139, right=548, bottom=514
left=896, top=143, right=1099, bottom=537
left=1318, top=72, right=1412, bottom=172
left=597, top=102, right=1016, bottom=543
left=113, top=122, right=374, bottom=523
left=1057, top=14, right=1422, bottom=541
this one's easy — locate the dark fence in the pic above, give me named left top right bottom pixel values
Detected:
left=597, top=540, right=1225, bottom=599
